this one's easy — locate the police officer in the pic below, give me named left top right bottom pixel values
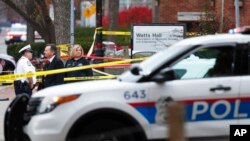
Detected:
left=14, top=44, right=36, bottom=96
left=65, top=44, right=93, bottom=80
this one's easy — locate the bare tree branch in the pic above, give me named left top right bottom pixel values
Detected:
left=2, top=0, right=29, bottom=21
left=1, top=0, right=56, bottom=43
left=1, top=0, right=68, bottom=44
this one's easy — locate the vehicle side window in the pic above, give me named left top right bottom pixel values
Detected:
left=133, top=52, right=156, bottom=59
left=172, top=47, right=235, bottom=80
left=246, top=47, right=250, bottom=75
left=248, top=54, right=250, bottom=74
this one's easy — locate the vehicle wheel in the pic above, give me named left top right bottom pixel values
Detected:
left=68, top=118, right=146, bottom=141
left=5, top=41, right=10, bottom=45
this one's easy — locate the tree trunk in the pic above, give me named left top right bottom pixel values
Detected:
left=27, top=22, right=35, bottom=43
left=107, top=0, right=119, bottom=42
left=26, top=0, right=35, bottom=43
left=37, top=22, right=55, bottom=44
left=52, top=0, right=70, bottom=45
left=32, top=0, right=56, bottom=44
left=1, top=0, right=56, bottom=44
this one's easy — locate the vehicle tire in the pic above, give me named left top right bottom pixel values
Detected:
left=5, top=41, right=10, bottom=45
left=68, top=117, right=146, bottom=141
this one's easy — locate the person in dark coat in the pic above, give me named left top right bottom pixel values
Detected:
left=41, top=44, right=64, bottom=88
left=65, top=44, right=93, bottom=82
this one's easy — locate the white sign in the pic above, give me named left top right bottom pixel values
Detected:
left=132, top=24, right=186, bottom=52
left=81, top=1, right=96, bottom=27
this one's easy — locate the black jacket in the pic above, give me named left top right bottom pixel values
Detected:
left=42, top=57, right=64, bottom=88
left=65, top=57, right=93, bottom=77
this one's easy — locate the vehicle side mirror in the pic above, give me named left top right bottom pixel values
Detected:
left=152, top=68, right=176, bottom=83
left=130, top=64, right=141, bottom=75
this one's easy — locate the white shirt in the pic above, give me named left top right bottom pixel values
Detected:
left=15, top=56, right=36, bottom=84
left=49, top=55, right=55, bottom=63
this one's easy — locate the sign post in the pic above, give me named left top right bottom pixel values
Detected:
left=94, top=0, right=104, bottom=70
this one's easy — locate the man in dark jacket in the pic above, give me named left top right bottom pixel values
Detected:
left=42, top=44, right=64, bottom=88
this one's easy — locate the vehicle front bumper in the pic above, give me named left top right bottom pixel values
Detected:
left=23, top=103, right=76, bottom=141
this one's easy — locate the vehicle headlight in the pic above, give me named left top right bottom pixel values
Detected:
left=5, top=35, right=13, bottom=40
left=37, top=94, right=80, bottom=114
left=21, top=35, right=27, bottom=41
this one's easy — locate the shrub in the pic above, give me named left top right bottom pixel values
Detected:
left=7, top=42, right=45, bottom=61
left=75, top=27, right=131, bottom=50
left=7, top=27, right=132, bottom=60
left=74, top=27, right=95, bottom=52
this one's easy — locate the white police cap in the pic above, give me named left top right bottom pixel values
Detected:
left=19, top=44, right=33, bottom=54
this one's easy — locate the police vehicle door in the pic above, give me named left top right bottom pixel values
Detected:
left=238, top=43, right=250, bottom=125
left=149, top=44, right=241, bottom=138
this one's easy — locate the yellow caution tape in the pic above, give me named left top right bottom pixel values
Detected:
left=0, top=76, right=117, bottom=84
left=0, top=58, right=145, bottom=81
left=0, top=80, right=14, bottom=83
left=96, top=27, right=102, bottom=30
left=92, top=69, right=114, bottom=76
left=102, top=31, right=131, bottom=36
left=87, top=27, right=98, bottom=57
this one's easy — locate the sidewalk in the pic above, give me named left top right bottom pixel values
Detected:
left=0, top=85, right=15, bottom=100
left=0, top=85, right=15, bottom=141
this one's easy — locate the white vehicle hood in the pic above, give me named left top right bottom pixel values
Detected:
left=33, top=79, right=128, bottom=97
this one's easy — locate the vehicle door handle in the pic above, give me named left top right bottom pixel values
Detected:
left=210, top=85, right=231, bottom=92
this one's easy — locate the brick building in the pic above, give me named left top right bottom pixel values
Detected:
left=159, top=0, right=250, bottom=33
left=0, top=1, right=25, bottom=24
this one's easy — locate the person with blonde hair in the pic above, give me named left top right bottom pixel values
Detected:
left=65, top=44, right=93, bottom=80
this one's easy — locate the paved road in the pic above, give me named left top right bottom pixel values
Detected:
left=0, top=30, right=7, bottom=54
left=0, top=86, right=15, bottom=141
left=0, top=31, right=12, bottom=141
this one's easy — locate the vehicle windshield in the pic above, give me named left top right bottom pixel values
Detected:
left=119, top=41, right=193, bottom=82
left=10, top=26, right=26, bottom=32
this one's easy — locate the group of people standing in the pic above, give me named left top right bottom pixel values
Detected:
left=14, top=44, right=93, bottom=96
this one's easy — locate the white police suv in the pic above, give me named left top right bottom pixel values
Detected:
left=5, top=28, right=250, bottom=141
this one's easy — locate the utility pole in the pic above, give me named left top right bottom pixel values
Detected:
left=70, top=0, right=74, bottom=46
left=126, top=0, right=131, bottom=9
left=152, top=0, right=160, bottom=23
left=219, top=0, right=224, bottom=33
left=235, top=0, right=240, bottom=28
left=95, top=0, right=104, bottom=67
